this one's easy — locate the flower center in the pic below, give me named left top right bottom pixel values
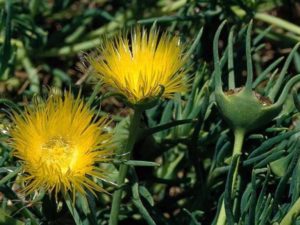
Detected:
left=42, top=136, right=74, bottom=174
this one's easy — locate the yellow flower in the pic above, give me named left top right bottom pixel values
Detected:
left=10, top=91, right=113, bottom=198
left=89, top=27, right=188, bottom=104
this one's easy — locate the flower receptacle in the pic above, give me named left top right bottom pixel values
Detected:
left=215, top=87, right=281, bottom=133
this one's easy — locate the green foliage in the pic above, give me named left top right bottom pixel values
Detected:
left=1, top=0, right=300, bottom=225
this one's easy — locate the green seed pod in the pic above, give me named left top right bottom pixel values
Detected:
left=215, top=88, right=280, bottom=133
left=213, top=21, right=300, bottom=134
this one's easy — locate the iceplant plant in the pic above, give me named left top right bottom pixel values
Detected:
left=213, top=21, right=300, bottom=225
left=88, top=26, right=191, bottom=225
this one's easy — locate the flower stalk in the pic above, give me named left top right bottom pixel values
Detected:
left=216, top=129, right=245, bottom=225
left=109, top=108, right=142, bottom=225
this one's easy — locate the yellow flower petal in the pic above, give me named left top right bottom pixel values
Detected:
left=10, top=91, right=113, bottom=198
left=89, top=27, right=188, bottom=104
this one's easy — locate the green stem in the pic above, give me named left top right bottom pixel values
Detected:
left=37, top=38, right=104, bottom=57
left=37, top=10, right=130, bottom=58
left=215, top=129, right=245, bottom=225
left=280, top=197, right=300, bottom=225
left=19, top=48, right=40, bottom=93
left=255, top=13, right=300, bottom=36
left=109, top=108, right=142, bottom=225
left=231, top=6, right=300, bottom=37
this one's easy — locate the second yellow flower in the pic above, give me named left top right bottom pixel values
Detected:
left=89, top=27, right=188, bottom=104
